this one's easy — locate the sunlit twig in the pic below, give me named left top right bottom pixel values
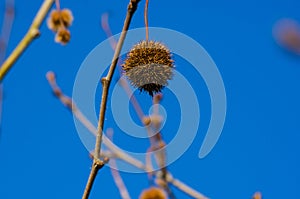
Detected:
left=0, top=0, right=55, bottom=81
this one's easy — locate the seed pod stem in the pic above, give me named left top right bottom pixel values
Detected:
left=144, top=0, right=149, bottom=41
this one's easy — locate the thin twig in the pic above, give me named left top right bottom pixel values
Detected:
left=82, top=1, right=141, bottom=198
left=101, top=13, right=117, bottom=50
left=0, top=0, right=15, bottom=139
left=165, top=173, right=209, bottom=199
left=119, top=77, right=145, bottom=121
left=110, top=167, right=131, bottom=199
left=144, top=0, right=149, bottom=41
left=0, top=0, right=54, bottom=81
left=82, top=159, right=105, bottom=199
left=55, top=0, right=60, bottom=11
left=94, top=0, right=141, bottom=160
left=145, top=146, right=155, bottom=181
left=147, top=94, right=172, bottom=197
left=0, top=0, right=15, bottom=63
left=107, top=129, right=131, bottom=199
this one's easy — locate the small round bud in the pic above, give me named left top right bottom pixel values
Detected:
left=46, top=71, right=55, bottom=83
left=60, top=9, right=74, bottom=27
left=139, top=187, right=167, bottom=199
left=142, top=116, right=151, bottom=126
left=47, top=9, right=61, bottom=32
left=252, top=192, right=262, bottom=199
left=103, top=157, right=110, bottom=163
left=153, top=93, right=163, bottom=104
left=55, top=28, right=71, bottom=45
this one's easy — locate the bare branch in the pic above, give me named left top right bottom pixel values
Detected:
left=46, top=71, right=209, bottom=199
left=82, top=1, right=142, bottom=198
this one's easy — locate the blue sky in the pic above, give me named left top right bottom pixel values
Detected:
left=0, top=0, right=300, bottom=198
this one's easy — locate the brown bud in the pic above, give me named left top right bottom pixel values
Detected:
left=153, top=93, right=163, bottom=104
left=252, top=192, right=262, bottom=199
left=142, top=116, right=151, bottom=126
left=139, top=187, right=167, bottom=199
left=46, top=71, right=56, bottom=83
left=55, top=28, right=71, bottom=45
left=47, top=9, right=61, bottom=32
left=60, top=9, right=74, bottom=27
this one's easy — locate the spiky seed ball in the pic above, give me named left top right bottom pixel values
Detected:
left=122, top=40, right=174, bottom=96
left=139, top=187, right=167, bottom=199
